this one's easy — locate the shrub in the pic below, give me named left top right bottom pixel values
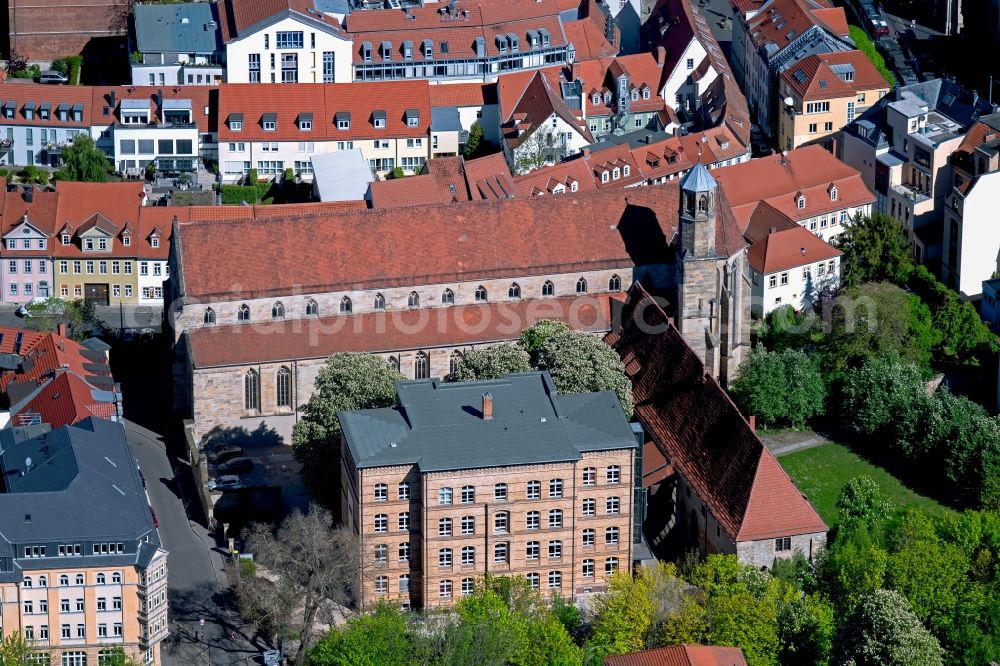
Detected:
left=849, top=26, right=897, bottom=86
left=219, top=184, right=259, bottom=205
left=390, top=166, right=405, bottom=179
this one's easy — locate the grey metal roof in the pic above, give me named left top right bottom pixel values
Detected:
left=162, top=99, right=192, bottom=110
left=0, top=418, right=159, bottom=562
left=134, top=2, right=222, bottom=55
left=313, top=0, right=350, bottom=15
left=340, top=372, right=635, bottom=473
left=311, top=149, right=373, bottom=202
left=876, top=151, right=906, bottom=167
left=680, top=162, right=717, bottom=193
left=430, top=106, right=461, bottom=132
left=121, top=99, right=149, bottom=111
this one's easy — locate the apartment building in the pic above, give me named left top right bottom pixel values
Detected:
left=344, top=0, right=579, bottom=84
left=728, top=0, right=852, bottom=137
left=339, top=372, right=639, bottom=609
left=840, top=79, right=996, bottom=267
left=748, top=224, right=842, bottom=316
left=777, top=52, right=888, bottom=152
left=712, top=145, right=874, bottom=243
left=0, top=417, right=168, bottom=666
left=0, top=188, right=58, bottom=303
left=218, top=0, right=353, bottom=84
left=131, top=3, right=225, bottom=86
left=216, top=81, right=434, bottom=180
left=942, top=113, right=1000, bottom=298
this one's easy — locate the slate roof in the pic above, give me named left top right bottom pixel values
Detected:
left=340, top=372, right=636, bottom=472
left=187, top=294, right=613, bottom=368
left=0, top=418, right=159, bottom=557
left=606, top=283, right=827, bottom=542
left=679, top=162, right=717, bottom=192
left=605, top=644, right=748, bottom=666
left=134, top=2, right=223, bottom=54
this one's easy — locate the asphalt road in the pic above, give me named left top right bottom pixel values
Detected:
left=126, top=420, right=261, bottom=666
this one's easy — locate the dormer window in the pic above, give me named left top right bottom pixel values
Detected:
left=372, top=111, right=386, bottom=129
left=405, top=109, right=420, bottom=128
left=228, top=113, right=243, bottom=131
left=122, top=235, right=131, bottom=247
left=631, top=89, right=638, bottom=101
left=612, top=167, right=620, bottom=180
left=642, top=87, right=651, bottom=100
left=603, top=91, right=612, bottom=104
left=151, top=235, right=160, bottom=248
left=601, top=171, right=609, bottom=183
left=336, top=112, right=351, bottom=130
left=423, top=40, right=433, bottom=58
left=830, top=186, right=838, bottom=201
left=61, top=233, right=70, bottom=246
left=381, top=40, right=392, bottom=62
left=404, top=40, right=414, bottom=60
left=623, top=165, right=630, bottom=177
left=362, top=42, right=373, bottom=62
left=570, top=180, right=578, bottom=192
left=592, top=94, right=600, bottom=105
left=797, top=195, right=806, bottom=209
left=297, top=113, right=313, bottom=131
left=496, top=35, right=507, bottom=54
left=262, top=113, right=277, bottom=131
left=539, top=28, right=550, bottom=47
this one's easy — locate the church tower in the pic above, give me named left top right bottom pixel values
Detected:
left=677, top=162, right=722, bottom=376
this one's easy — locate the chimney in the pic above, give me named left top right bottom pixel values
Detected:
left=655, top=46, right=666, bottom=66
left=57, top=323, right=67, bottom=338
left=749, top=415, right=756, bottom=432
left=582, top=147, right=591, bottom=158
left=482, top=393, right=493, bottom=420
left=768, top=226, right=775, bottom=234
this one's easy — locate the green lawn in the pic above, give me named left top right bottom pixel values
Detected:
left=779, top=443, right=955, bottom=525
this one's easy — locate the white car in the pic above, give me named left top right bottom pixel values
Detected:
left=207, top=475, right=244, bottom=491
left=17, top=297, right=67, bottom=318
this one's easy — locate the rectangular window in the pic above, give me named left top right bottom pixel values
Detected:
left=780, top=272, right=789, bottom=286
left=323, top=52, right=335, bottom=83
left=281, top=53, right=299, bottom=83
left=276, top=31, right=304, bottom=49
left=526, top=480, right=540, bottom=499
left=249, top=54, right=261, bottom=83
left=775, top=537, right=791, bottom=551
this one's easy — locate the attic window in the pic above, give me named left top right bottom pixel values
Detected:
left=630, top=89, right=638, bottom=101
left=797, top=195, right=806, bottom=209
left=642, top=88, right=650, bottom=100
left=496, top=34, right=507, bottom=54
left=403, top=40, right=413, bottom=59
left=151, top=235, right=160, bottom=248
left=603, top=91, right=612, bottom=103
left=539, top=28, right=550, bottom=47
left=372, top=111, right=386, bottom=129
left=592, top=94, right=600, bottom=105
left=61, top=233, right=70, bottom=245
left=423, top=39, right=433, bottom=58
left=362, top=42, right=373, bottom=62
left=830, top=186, right=838, bottom=201
left=612, top=167, right=620, bottom=179
left=623, top=165, right=630, bottom=177
left=793, top=70, right=807, bottom=84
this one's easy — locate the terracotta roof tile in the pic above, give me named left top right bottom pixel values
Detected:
left=188, top=294, right=612, bottom=368
left=562, top=17, right=617, bottom=61
left=429, top=83, right=488, bottom=107
left=218, top=0, right=343, bottom=41
left=743, top=200, right=798, bottom=243
left=177, top=182, right=746, bottom=302
left=605, top=644, right=749, bottom=666
left=463, top=152, right=516, bottom=200
left=606, top=284, right=827, bottom=542
left=780, top=51, right=889, bottom=101
left=746, top=224, right=841, bottom=274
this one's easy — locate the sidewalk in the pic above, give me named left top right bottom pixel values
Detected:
left=759, top=428, right=833, bottom=457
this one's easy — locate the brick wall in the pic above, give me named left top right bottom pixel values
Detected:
left=8, top=0, right=122, bottom=59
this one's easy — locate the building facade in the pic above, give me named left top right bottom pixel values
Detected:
left=747, top=225, right=842, bottom=316
left=339, top=373, right=639, bottom=609
left=0, top=418, right=168, bottom=666
left=131, top=3, right=225, bottom=87
left=218, top=0, right=353, bottom=84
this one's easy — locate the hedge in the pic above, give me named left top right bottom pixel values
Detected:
left=219, top=184, right=260, bottom=205
left=849, top=26, right=896, bottom=86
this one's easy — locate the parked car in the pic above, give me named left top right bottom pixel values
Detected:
left=17, top=297, right=67, bottom=318
left=874, top=19, right=891, bottom=36
left=208, top=475, right=244, bottom=491
left=262, top=650, right=281, bottom=666
left=38, top=71, right=68, bottom=85
left=208, top=446, right=243, bottom=464
left=218, top=457, right=254, bottom=474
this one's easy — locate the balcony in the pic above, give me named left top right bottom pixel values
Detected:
left=891, top=183, right=931, bottom=204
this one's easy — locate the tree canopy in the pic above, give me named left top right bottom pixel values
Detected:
left=56, top=134, right=111, bottom=182
left=534, top=331, right=634, bottom=418
left=729, top=346, right=826, bottom=428
left=291, top=353, right=402, bottom=510
left=450, top=344, right=531, bottom=381
left=833, top=589, right=943, bottom=666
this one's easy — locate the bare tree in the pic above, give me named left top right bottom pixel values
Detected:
left=243, top=504, right=365, bottom=665
left=232, top=563, right=298, bottom=650
left=512, top=124, right=568, bottom=174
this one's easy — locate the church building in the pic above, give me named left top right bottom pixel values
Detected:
left=167, top=173, right=750, bottom=444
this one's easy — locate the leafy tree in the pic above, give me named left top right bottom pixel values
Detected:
left=534, top=331, right=634, bottom=418
left=308, top=604, right=415, bottom=666
left=22, top=297, right=104, bottom=341
left=884, top=511, right=968, bottom=636
left=464, top=121, right=484, bottom=158
left=244, top=504, right=363, bottom=665
left=0, top=631, right=50, bottom=666
left=5, top=51, right=28, bottom=75
left=833, top=589, right=943, bottom=666
left=450, top=343, right=531, bottom=381
left=706, top=592, right=780, bottom=666
left=840, top=353, right=927, bottom=445
left=835, top=214, right=913, bottom=288
left=520, top=612, right=583, bottom=666
left=521, top=319, right=570, bottom=355
left=776, top=593, right=834, bottom=665
left=908, top=265, right=997, bottom=364
left=588, top=569, right=655, bottom=656
left=86, top=648, right=141, bottom=666
left=837, top=476, right=894, bottom=534
left=56, top=134, right=111, bottom=182
left=821, top=282, right=934, bottom=374
left=291, top=353, right=402, bottom=510
left=820, top=526, right=888, bottom=611
left=729, top=346, right=825, bottom=428
left=550, top=596, right=582, bottom=636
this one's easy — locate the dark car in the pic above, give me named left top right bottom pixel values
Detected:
left=218, top=457, right=254, bottom=474
left=208, top=446, right=244, bottom=464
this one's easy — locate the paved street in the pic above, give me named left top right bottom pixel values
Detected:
left=126, top=420, right=262, bottom=666
left=0, top=304, right=163, bottom=333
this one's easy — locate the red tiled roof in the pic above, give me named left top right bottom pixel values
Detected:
left=780, top=51, right=889, bottom=101
left=188, top=294, right=612, bottom=368
left=217, top=0, right=343, bottom=42
left=346, top=0, right=568, bottom=64
left=712, top=146, right=873, bottom=229
left=369, top=173, right=452, bottom=208
left=429, top=83, right=488, bottom=108
left=513, top=155, right=595, bottom=197
left=1, top=188, right=59, bottom=247
left=743, top=200, right=798, bottom=243
left=562, top=17, right=618, bottom=61
left=52, top=181, right=153, bottom=259
left=746, top=224, right=841, bottom=274
left=501, top=70, right=593, bottom=148
left=12, top=371, right=118, bottom=430
left=729, top=0, right=766, bottom=16
left=177, top=181, right=744, bottom=302
left=369, top=155, right=514, bottom=208
left=463, top=152, right=516, bottom=200
left=0, top=327, right=112, bottom=396
left=747, top=0, right=846, bottom=53
left=216, top=81, right=431, bottom=142
left=605, top=644, right=748, bottom=666
left=606, top=284, right=828, bottom=542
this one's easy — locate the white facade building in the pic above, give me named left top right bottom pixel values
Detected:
left=748, top=225, right=843, bottom=317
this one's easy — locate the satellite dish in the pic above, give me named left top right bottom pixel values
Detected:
left=25, top=457, right=32, bottom=468
left=784, top=97, right=795, bottom=107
